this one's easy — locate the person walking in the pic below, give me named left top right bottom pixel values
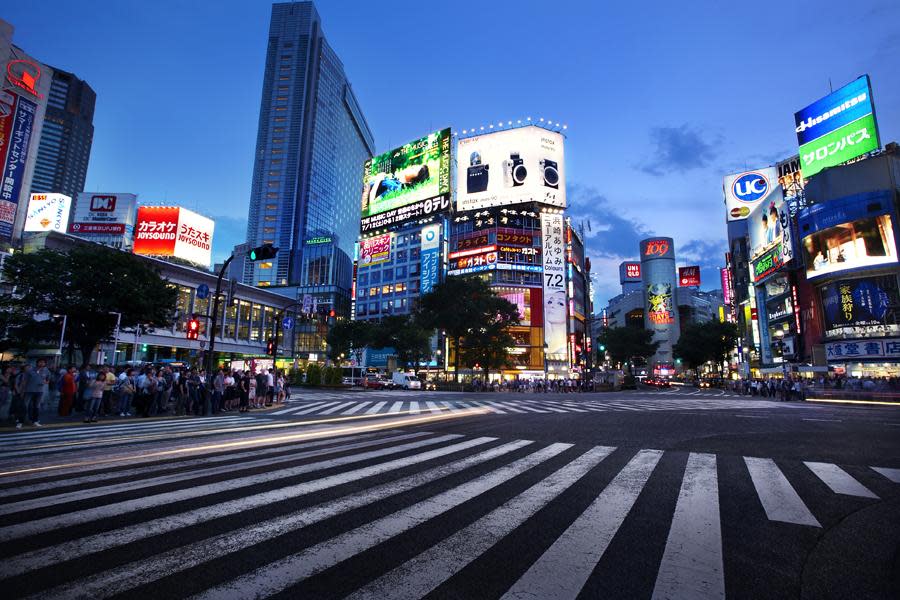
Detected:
left=84, top=372, right=106, bottom=423
left=59, top=366, right=78, bottom=417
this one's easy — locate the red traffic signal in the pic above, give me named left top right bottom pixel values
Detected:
left=186, top=317, right=200, bottom=340
left=266, top=339, right=275, bottom=354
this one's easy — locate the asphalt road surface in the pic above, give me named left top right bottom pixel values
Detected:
left=0, top=387, right=897, bottom=599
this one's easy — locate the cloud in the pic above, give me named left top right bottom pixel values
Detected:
left=677, top=238, right=728, bottom=291
left=566, top=183, right=651, bottom=258
left=638, top=124, right=719, bottom=176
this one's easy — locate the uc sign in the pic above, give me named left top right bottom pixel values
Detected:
left=731, top=172, right=769, bottom=203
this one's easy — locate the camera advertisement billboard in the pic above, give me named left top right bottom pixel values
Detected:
left=723, top=167, right=779, bottom=222
left=541, top=213, right=567, bottom=360
left=359, top=233, right=392, bottom=267
left=133, top=206, right=215, bottom=268
left=70, top=192, right=137, bottom=235
left=748, top=192, right=794, bottom=282
left=799, top=191, right=897, bottom=280
left=457, top=126, right=566, bottom=212
left=794, top=75, right=880, bottom=179
left=24, top=193, right=71, bottom=232
left=361, top=128, right=451, bottom=232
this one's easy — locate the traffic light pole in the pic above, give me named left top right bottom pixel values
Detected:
left=205, top=254, right=234, bottom=386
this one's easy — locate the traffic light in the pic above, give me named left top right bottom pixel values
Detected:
left=141, top=343, right=148, bottom=352
left=266, top=338, right=274, bottom=354
left=598, top=344, right=606, bottom=352
left=248, top=244, right=278, bottom=262
left=186, top=317, right=200, bottom=340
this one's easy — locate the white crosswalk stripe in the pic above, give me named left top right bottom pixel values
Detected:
left=341, top=401, right=372, bottom=415
left=0, top=429, right=893, bottom=599
left=744, top=457, right=821, bottom=527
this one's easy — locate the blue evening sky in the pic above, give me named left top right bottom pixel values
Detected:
left=4, top=0, right=899, bottom=307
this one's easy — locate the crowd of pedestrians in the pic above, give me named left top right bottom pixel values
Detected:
left=728, top=377, right=808, bottom=401
left=472, top=377, right=597, bottom=393
left=0, top=362, right=290, bottom=428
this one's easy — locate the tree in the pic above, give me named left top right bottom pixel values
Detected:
left=326, top=319, right=375, bottom=363
left=1, top=245, right=178, bottom=366
left=457, top=293, right=520, bottom=382
left=418, top=277, right=518, bottom=381
left=371, top=315, right=433, bottom=376
left=673, top=320, right=740, bottom=374
left=597, top=326, right=660, bottom=372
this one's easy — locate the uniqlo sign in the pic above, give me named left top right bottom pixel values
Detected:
left=133, top=206, right=215, bottom=267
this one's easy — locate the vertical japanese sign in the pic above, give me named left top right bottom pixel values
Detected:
left=720, top=268, right=732, bottom=305
left=0, top=95, right=36, bottom=239
left=359, top=233, right=392, bottom=267
left=541, top=213, right=567, bottom=360
left=420, top=223, right=441, bottom=295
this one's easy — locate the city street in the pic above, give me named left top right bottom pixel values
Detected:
left=0, top=389, right=897, bottom=599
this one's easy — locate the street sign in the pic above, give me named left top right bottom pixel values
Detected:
left=282, top=317, right=294, bottom=330
left=196, top=283, right=210, bottom=299
left=200, top=340, right=207, bottom=349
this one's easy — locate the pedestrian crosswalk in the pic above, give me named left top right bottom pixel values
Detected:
left=0, top=429, right=895, bottom=599
left=0, top=415, right=270, bottom=458
left=270, top=394, right=790, bottom=417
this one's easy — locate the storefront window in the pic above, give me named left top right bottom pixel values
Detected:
left=175, top=286, right=193, bottom=331
left=224, top=303, right=238, bottom=339
left=250, top=304, right=262, bottom=341
left=238, top=301, right=252, bottom=340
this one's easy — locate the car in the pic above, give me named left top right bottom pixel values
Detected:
left=699, top=380, right=711, bottom=388
left=362, top=374, right=385, bottom=389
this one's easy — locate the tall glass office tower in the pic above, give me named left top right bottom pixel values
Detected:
left=244, top=1, right=374, bottom=320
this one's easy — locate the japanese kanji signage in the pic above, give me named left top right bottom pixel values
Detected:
left=133, top=206, right=215, bottom=267
left=819, top=276, right=900, bottom=339
left=825, top=338, right=900, bottom=362
left=420, top=223, right=441, bottom=294
left=0, top=94, right=36, bottom=239
left=794, top=75, right=880, bottom=179
left=541, top=213, right=567, bottom=360
left=359, top=233, right=391, bottom=267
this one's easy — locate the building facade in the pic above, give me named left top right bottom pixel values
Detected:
left=243, top=0, right=375, bottom=313
left=28, top=67, right=95, bottom=201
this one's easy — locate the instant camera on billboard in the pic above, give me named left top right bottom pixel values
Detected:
left=457, top=126, right=566, bottom=212
left=799, top=190, right=897, bottom=280
left=24, top=193, right=71, bottom=232
left=360, top=128, right=451, bottom=232
left=359, top=233, right=392, bottom=267
left=748, top=192, right=794, bottom=282
left=133, top=206, right=215, bottom=267
left=723, top=167, right=779, bottom=222
left=70, top=192, right=137, bottom=235
left=795, top=75, right=880, bottom=179
left=541, top=213, right=567, bottom=359
left=819, top=275, right=900, bottom=339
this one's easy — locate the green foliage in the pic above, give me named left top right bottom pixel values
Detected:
left=326, top=320, right=375, bottom=362
left=673, top=320, right=739, bottom=373
left=597, top=326, right=661, bottom=370
left=418, top=277, right=519, bottom=381
left=1, top=245, right=178, bottom=366
left=305, top=363, right=322, bottom=386
left=371, top=314, right=433, bottom=375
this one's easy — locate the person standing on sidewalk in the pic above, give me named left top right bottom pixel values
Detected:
left=16, top=363, right=46, bottom=427
left=115, top=368, right=135, bottom=416
left=59, top=366, right=78, bottom=417
left=84, top=372, right=106, bottom=423
left=212, top=369, right=225, bottom=414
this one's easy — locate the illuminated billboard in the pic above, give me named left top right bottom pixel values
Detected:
left=24, top=193, right=71, bottom=232
left=748, top=192, right=794, bottom=282
left=678, top=266, right=700, bottom=287
left=360, top=128, right=451, bottom=232
left=70, top=192, right=137, bottom=235
left=795, top=75, right=879, bottom=179
left=819, top=275, right=900, bottom=339
left=620, top=262, right=641, bottom=283
left=457, top=126, right=566, bottom=212
left=420, top=224, right=441, bottom=294
left=723, top=167, right=779, bottom=222
left=541, top=213, right=567, bottom=360
left=647, top=283, right=675, bottom=325
left=133, top=206, right=215, bottom=267
left=799, top=191, right=897, bottom=280
left=0, top=93, right=37, bottom=239
left=359, top=233, right=391, bottom=267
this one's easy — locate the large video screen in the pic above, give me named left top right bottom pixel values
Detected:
left=360, top=129, right=451, bottom=232
left=457, top=126, right=566, bottom=212
left=801, top=214, right=896, bottom=279
left=748, top=193, right=794, bottom=282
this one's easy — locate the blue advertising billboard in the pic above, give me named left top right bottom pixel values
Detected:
left=0, top=95, right=37, bottom=239
left=420, top=223, right=441, bottom=294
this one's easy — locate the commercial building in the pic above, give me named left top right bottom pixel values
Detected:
left=0, top=18, right=53, bottom=244
left=242, top=0, right=375, bottom=312
left=28, top=67, right=95, bottom=202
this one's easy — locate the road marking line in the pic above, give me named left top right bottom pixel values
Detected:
left=341, top=402, right=372, bottom=415
left=190, top=443, right=573, bottom=600
left=802, top=418, right=843, bottom=422
left=5, top=437, right=516, bottom=585
left=270, top=402, right=329, bottom=415
left=744, top=457, right=820, bottom=527
left=387, top=401, right=404, bottom=413
left=364, top=401, right=388, bottom=414
left=0, top=416, right=261, bottom=444
left=871, top=466, right=900, bottom=483
left=407, top=401, right=420, bottom=414
left=289, top=401, right=343, bottom=415
left=501, top=449, right=663, bottom=600
left=424, top=401, right=444, bottom=413
left=318, top=401, right=358, bottom=415
left=652, top=453, right=724, bottom=600
left=804, top=462, right=878, bottom=498
left=348, top=446, right=615, bottom=600
left=735, top=415, right=768, bottom=419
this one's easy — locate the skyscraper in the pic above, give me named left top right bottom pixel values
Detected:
left=244, top=1, right=374, bottom=320
left=29, top=67, right=96, bottom=202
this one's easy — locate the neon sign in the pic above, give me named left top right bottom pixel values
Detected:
left=6, top=60, right=44, bottom=98
left=643, top=239, right=670, bottom=257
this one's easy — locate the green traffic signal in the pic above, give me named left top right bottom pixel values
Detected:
left=248, top=244, right=278, bottom=262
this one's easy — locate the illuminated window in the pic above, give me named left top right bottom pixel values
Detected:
left=259, top=262, right=273, bottom=269
left=265, top=203, right=277, bottom=210
left=273, top=127, right=285, bottom=133
left=272, top=138, right=284, bottom=144
left=271, top=159, right=283, bottom=165
left=275, top=96, right=287, bottom=101
left=395, top=282, right=406, bottom=293
left=267, top=181, right=279, bottom=187
left=264, top=216, right=277, bottom=221
left=274, top=117, right=286, bottom=122
left=268, top=171, right=280, bottom=177
left=266, top=192, right=278, bottom=198
left=274, top=106, right=286, bottom=111
left=382, top=285, right=393, bottom=295
left=271, top=149, right=283, bottom=154
left=257, top=281, right=271, bottom=287
left=369, top=287, right=378, bottom=297
left=278, top=76, right=289, bottom=81
left=262, top=239, right=274, bottom=245
left=263, top=227, right=275, bottom=233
